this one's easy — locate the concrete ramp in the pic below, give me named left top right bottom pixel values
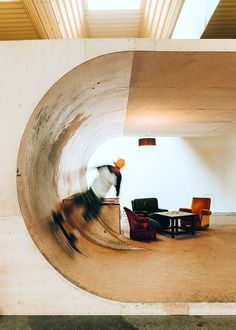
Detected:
left=63, top=201, right=147, bottom=251
left=16, top=49, right=236, bottom=303
left=16, top=51, right=162, bottom=301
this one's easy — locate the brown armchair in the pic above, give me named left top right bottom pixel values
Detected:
left=123, top=207, right=157, bottom=241
left=179, top=197, right=212, bottom=230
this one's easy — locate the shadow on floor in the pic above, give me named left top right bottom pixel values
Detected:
left=1, top=316, right=236, bottom=330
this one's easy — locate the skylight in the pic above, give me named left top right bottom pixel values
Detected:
left=172, top=0, right=220, bottom=39
left=87, top=0, right=141, bottom=11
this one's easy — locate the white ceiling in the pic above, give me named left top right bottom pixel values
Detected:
left=125, top=51, right=236, bottom=137
left=0, top=0, right=184, bottom=40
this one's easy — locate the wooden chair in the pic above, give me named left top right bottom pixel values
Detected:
left=179, top=197, right=212, bottom=230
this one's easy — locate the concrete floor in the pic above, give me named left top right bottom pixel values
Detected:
left=1, top=214, right=236, bottom=315
left=27, top=214, right=236, bottom=303
left=1, top=315, right=236, bottom=330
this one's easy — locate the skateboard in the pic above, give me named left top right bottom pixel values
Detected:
left=48, top=211, right=82, bottom=255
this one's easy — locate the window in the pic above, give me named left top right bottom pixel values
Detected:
left=87, top=0, right=141, bottom=11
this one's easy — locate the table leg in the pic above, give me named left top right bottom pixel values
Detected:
left=191, top=219, right=195, bottom=235
left=175, top=218, right=179, bottom=232
left=171, top=218, right=175, bottom=238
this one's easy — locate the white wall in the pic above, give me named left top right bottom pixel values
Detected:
left=87, top=136, right=236, bottom=212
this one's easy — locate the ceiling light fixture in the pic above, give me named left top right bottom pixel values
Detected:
left=138, top=138, right=156, bottom=146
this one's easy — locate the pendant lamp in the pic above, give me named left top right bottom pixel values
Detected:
left=138, top=138, right=156, bottom=146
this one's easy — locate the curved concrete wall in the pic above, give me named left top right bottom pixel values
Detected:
left=17, top=51, right=133, bottom=229
left=57, top=52, right=133, bottom=198
left=2, top=38, right=236, bottom=215
left=16, top=51, right=146, bottom=300
left=3, top=39, right=236, bottom=303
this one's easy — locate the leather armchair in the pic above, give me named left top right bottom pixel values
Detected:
left=131, top=197, right=169, bottom=228
left=179, top=197, right=212, bottom=230
left=131, top=197, right=168, bottom=216
left=123, top=207, right=157, bottom=241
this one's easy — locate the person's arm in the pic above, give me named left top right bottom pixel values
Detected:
left=115, top=173, right=121, bottom=196
left=106, top=165, right=121, bottom=196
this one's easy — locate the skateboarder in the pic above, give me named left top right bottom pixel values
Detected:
left=51, top=158, right=125, bottom=250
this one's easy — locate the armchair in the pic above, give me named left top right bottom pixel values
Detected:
left=179, top=197, right=212, bottom=230
left=123, top=207, right=157, bottom=241
left=131, top=197, right=169, bottom=229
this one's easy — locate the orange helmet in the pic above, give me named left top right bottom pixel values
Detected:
left=114, top=158, right=125, bottom=169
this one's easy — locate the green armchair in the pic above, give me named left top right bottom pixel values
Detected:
left=131, top=197, right=167, bottom=215
left=131, top=197, right=169, bottom=228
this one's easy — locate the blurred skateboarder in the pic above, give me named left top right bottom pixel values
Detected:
left=51, top=159, right=125, bottom=250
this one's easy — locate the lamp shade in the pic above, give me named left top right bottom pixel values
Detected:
left=138, top=138, right=156, bottom=146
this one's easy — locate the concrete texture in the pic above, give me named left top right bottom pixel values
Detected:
left=2, top=40, right=236, bottom=314
left=2, top=39, right=236, bottom=215
left=127, top=51, right=236, bottom=136
left=1, top=316, right=236, bottom=330
left=15, top=48, right=236, bottom=302
left=31, top=221, right=236, bottom=302
left=1, top=214, right=236, bottom=307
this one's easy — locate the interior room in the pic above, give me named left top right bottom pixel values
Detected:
left=86, top=135, right=236, bottom=231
